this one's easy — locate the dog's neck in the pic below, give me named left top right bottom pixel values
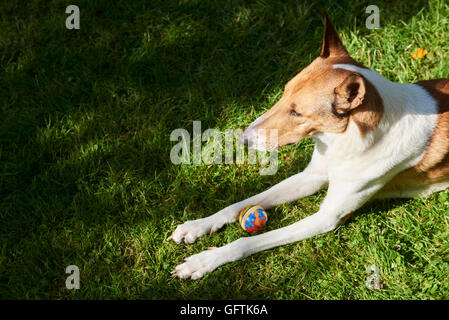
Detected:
left=315, top=64, right=438, bottom=161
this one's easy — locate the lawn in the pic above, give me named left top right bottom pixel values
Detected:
left=1, top=0, right=449, bottom=299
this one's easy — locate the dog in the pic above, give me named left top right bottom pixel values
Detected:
left=168, top=12, right=449, bottom=280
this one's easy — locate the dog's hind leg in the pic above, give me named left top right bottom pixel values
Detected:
left=168, top=149, right=328, bottom=244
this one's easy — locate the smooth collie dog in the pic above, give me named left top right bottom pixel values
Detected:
left=169, top=13, right=449, bottom=279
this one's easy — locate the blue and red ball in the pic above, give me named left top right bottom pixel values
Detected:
left=238, top=205, right=268, bottom=233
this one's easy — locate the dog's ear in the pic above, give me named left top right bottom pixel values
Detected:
left=320, top=11, right=349, bottom=58
left=333, top=73, right=366, bottom=115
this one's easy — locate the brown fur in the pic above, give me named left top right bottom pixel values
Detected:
left=320, top=12, right=349, bottom=58
left=350, top=79, right=384, bottom=138
left=413, top=79, right=449, bottom=180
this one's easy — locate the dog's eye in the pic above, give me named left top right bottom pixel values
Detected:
left=289, top=109, right=302, bottom=117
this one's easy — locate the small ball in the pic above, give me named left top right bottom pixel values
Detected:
left=238, top=205, right=268, bottom=233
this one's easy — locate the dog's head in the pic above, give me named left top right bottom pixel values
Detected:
left=241, top=13, right=382, bottom=151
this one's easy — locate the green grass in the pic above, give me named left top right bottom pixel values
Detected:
left=1, top=0, right=449, bottom=299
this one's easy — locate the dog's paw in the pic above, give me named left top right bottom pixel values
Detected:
left=167, top=218, right=221, bottom=244
left=172, top=247, right=225, bottom=280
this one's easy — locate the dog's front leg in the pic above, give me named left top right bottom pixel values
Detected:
left=172, top=180, right=381, bottom=279
left=168, top=156, right=328, bottom=244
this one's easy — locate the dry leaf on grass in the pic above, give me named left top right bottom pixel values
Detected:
left=411, top=48, right=428, bottom=60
